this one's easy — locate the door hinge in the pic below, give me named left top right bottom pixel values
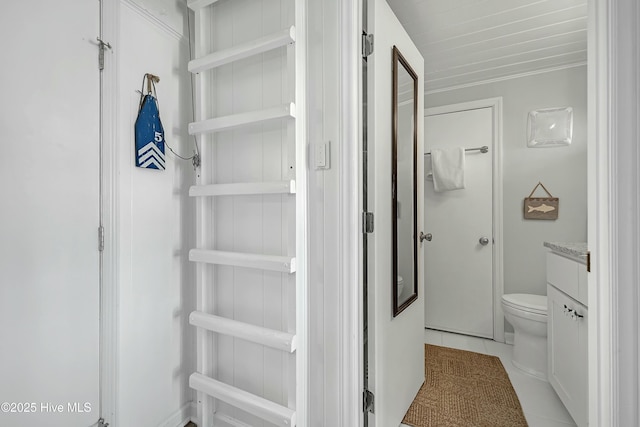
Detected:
left=97, top=37, right=112, bottom=71
left=98, top=225, right=105, bottom=252
left=97, top=418, right=109, bottom=427
left=363, top=212, right=374, bottom=234
left=363, top=389, right=375, bottom=413
left=362, top=33, right=374, bottom=57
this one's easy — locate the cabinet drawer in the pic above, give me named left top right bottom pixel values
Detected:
left=546, top=252, right=587, bottom=305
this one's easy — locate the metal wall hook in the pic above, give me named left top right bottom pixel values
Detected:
left=96, top=38, right=112, bottom=71
left=96, top=37, right=111, bottom=50
left=145, top=73, right=160, bottom=94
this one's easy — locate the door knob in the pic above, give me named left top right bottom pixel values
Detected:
left=479, top=237, right=490, bottom=246
left=420, top=232, right=432, bottom=242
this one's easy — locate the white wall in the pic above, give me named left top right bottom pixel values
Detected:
left=307, top=0, right=356, bottom=424
left=425, top=67, right=588, bottom=311
left=110, top=1, right=195, bottom=425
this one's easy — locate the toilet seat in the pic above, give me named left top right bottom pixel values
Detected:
left=502, top=293, right=547, bottom=315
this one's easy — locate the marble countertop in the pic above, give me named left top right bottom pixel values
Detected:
left=544, top=242, right=588, bottom=264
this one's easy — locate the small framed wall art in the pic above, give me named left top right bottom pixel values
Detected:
left=524, top=182, right=559, bottom=220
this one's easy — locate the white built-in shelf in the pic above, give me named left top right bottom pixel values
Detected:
left=189, top=26, right=295, bottom=74
left=189, top=249, right=296, bottom=273
left=189, top=180, right=296, bottom=197
left=190, top=311, right=296, bottom=353
left=188, top=103, right=295, bottom=136
left=187, top=0, right=221, bottom=10
left=190, top=373, right=296, bottom=427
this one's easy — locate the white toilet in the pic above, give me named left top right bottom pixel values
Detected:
left=397, top=275, right=404, bottom=297
left=501, top=293, right=548, bottom=380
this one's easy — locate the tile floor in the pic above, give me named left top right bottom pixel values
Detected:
left=400, top=328, right=577, bottom=427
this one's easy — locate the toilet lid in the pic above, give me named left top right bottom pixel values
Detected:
left=502, top=293, right=547, bottom=314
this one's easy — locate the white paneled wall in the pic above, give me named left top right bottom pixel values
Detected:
left=114, top=1, right=196, bottom=426
left=188, top=0, right=305, bottom=426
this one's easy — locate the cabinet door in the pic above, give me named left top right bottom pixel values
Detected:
left=547, top=284, right=588, bottom=427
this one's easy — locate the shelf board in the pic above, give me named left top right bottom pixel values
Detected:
left=189, top=26, right=295, bottom=73
left=190, top=311, right=296, bottom=353
left=189, top=249, right=296, bottom=273
left=189, top=180, right=296, bottom=197
left=190, top=373, right=296, bottom=427
left=188, top=103, right=295, bottom=136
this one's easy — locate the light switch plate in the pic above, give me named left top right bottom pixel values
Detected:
left=315, top=141, right=331, bottom=170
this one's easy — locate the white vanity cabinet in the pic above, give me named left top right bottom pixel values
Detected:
left=546, top=248, right=588, bottom=427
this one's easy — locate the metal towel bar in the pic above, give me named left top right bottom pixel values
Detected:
left=424, top=145, right=489, bottom=155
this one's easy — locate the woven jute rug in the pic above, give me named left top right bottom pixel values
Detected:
left=402, top=344, right=528, bottom=427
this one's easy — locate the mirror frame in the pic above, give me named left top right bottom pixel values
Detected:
left=392, top=46, right=419, bottom=317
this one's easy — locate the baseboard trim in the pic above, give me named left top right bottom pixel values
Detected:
left=157, top=401, right=196, bottom=427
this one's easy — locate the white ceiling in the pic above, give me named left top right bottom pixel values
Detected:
left=386, top=0, right=588, bottom=93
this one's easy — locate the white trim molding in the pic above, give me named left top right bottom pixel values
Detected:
left=294, top=1, right=310, bottom=423
left=589, top=0, right=640, bottom=426
left=121, top=0, right=186, bottom=43
left=338, top=1, right=362, bottom=426
left=99, top=0, right=120, bottom=426
left=156, top=402, right=196, bottom=427
left=425, top=62, right=588, bottom=96
left=424, top=97, right=505, bottom=344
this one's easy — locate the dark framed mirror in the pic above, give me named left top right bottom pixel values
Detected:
left=392, top=46, right=419, bottom=317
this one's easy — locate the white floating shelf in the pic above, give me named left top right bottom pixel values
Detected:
left=190, top=373, right=296, bottom=427
left=189, top=249, right=296, bottom=273
left=187, top=0, right=221, bottom=10
left=189, top=103, right=295, bottom=135
left=190, top=311, right=297, bottom=353
left=189, top=180, right=296, bottom=197
left=189, top=26, right=296, bottom=74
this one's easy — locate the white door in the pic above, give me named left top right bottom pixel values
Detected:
left=366, top=0, right=425, bottom=425
left=424, top=107, right=494, bottom=338
left=0, top=2, right=101, bottom=426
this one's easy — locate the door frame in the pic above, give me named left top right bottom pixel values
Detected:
left=333, top=1, right=363, bottom=426
left=424, top=98, right=504, bottom=343
left=587, top=0, right=640, bottom=425
left=99, top=0, right=119, bottom=424
left=339, top=0, right=633, bottom=426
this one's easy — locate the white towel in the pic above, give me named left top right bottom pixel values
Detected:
left=431, top=147, right=465, bottom=192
